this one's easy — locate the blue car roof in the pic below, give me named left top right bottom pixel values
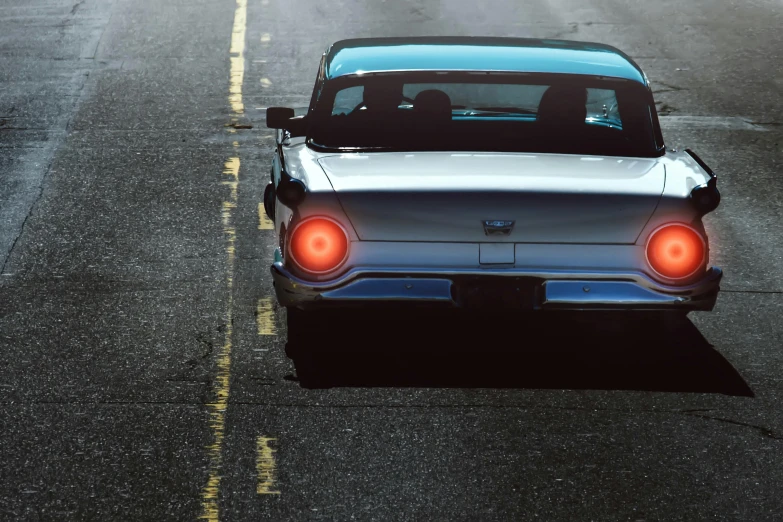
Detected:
left=324, top=37, right=648, bottom=86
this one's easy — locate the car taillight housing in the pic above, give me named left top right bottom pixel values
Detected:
left=288, top=217, right=349, bottom=274
left=645, top=223, right=707, bottom=282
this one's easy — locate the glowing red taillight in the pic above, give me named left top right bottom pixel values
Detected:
left=645, top=223, right=706, bottom=281
left=289, top=217, right=349, bottom=274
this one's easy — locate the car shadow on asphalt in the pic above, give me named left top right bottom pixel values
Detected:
left=285, top=309, right=754, bottom=397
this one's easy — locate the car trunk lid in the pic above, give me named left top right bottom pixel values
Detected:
left=316, top=152, right=664, bottom=244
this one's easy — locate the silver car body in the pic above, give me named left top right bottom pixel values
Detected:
left=266, top=37, right=722, bottom=312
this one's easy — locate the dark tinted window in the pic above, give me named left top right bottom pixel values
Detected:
left=308, top=72, right=660, bottom=157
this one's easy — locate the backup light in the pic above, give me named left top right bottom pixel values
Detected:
left=277, top=177, right=306, bottom=207
left=684, top=148, right=720, bottom=214
left=289, top=217, right=349, bottom=274
left=690, top=183, right=721, bottom=214
left=645, top=223, right=706, bottom=281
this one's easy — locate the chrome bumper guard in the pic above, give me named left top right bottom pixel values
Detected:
left=270, top=262, right=722, bottom=311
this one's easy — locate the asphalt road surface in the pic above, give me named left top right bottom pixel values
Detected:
left=1, top=0, right=782, bottom=520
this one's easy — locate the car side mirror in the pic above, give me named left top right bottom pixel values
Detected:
left=266, top=107, right=295, bottom=129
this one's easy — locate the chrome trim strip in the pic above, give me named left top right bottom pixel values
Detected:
left=272, top=261, right=721, bottom=296
left=543, top=280, right=688, bottom=306
left=321, top=278, right=454, bottom=302
left=271, top=262, right=721, bottom=310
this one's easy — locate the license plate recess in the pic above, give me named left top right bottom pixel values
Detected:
left=451, top=276, right=544, bottom=309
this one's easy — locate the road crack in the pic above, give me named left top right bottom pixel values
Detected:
left=196, top=331, right=216, bottom=360
left=748, top=121, right=781, bottom=126
left=549, top=23, right=579, bottom=39
left=682, top=412, right=782, bottom=440
left=653, top=80, right=687, bottom=92
left=70, top=0, right=85, bottom=16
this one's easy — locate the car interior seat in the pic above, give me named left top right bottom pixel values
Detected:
left=412, top=89, right=453, bottom=122
left=536, top=85, right=588, bottom=130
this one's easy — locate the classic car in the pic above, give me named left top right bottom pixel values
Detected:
left=264, top=37, right=722, bottom=362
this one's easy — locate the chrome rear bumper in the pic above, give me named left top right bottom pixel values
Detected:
left=270, top=262, right=722, bottom=311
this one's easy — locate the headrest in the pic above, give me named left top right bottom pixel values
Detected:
left=537, top=86, right=588, bottom=126
left=413, top=90, right=452, bottom=119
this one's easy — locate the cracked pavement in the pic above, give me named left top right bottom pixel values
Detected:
left=1, top=0, right=782, bottom=520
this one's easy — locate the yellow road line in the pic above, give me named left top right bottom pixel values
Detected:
left=257, top=436, right=281, bottom=495
left=200, top=0, right=246, bottom=520
left=222, top=157, right=240, bottom=194
left=256, top=297, right=277, bottom=335
left=258, top=202, right=274, bottom=230
left=228, top=0, right=247, bottom=117
left=201, top=165, right=237, bottom=522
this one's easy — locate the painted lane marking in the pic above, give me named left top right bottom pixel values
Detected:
left=258, top=202, right=273, bottom=230
left=200, top=0, right=246, bottom=520
left=201, top=161, right=238, bottom=522
left=228, top=0, right=247, bottom=117
left=257, top=436, right=281, bottom=495
left=256, top=298, right=277, bottom=335
left=260, top=78, right=272, bottom=88
left=222, top=157, right=240, bottom=194
left=260, top=33, right=271, bottom=43
left=658, top=116, right=770, bottom=131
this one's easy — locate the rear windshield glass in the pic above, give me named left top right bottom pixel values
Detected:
left=308, top=72, right=660, bottom=157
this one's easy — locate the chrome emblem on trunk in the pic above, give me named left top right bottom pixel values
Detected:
left=483, top=220, right=514, bottom=235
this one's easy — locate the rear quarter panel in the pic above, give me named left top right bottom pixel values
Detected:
left=634, top=150, right=715, bottom=247
left=274, top=140, right=359, bottom=268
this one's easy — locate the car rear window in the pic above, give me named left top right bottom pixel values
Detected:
left=309, top=72, right=660, bottom=157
